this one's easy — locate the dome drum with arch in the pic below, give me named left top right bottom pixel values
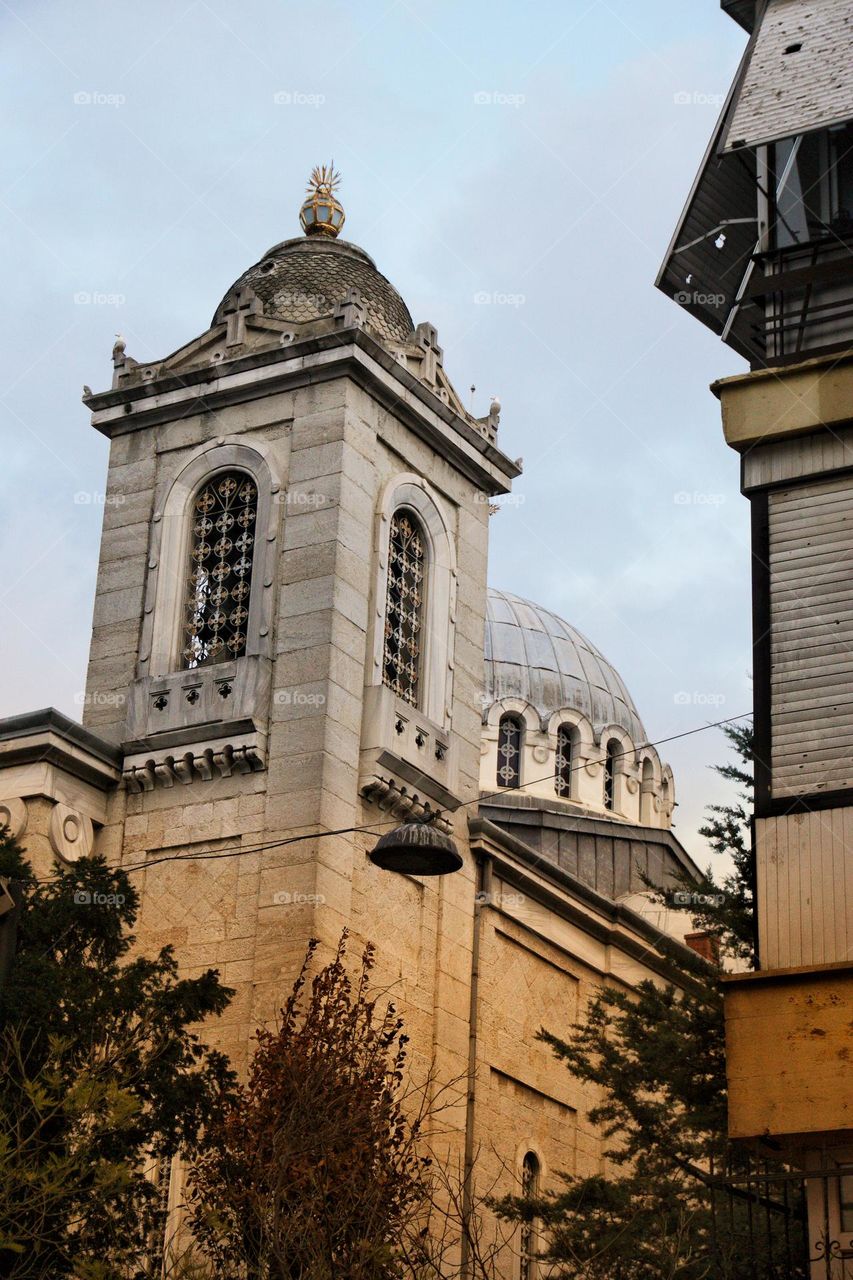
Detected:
left=481, top=589, right=674, bottom=827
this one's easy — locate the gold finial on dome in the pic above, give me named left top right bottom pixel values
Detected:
left=299, top=162, right=346, bottom=238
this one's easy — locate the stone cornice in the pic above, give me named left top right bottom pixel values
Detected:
left=468, top=815, right=710, bottom=989
left=0, top=708, right=122, bottom=793
left=84, top=329, right=520, bottom=495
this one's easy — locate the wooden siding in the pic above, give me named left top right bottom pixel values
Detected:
left=743, top=423, right=853, bottom=494
left=769, top=475, right=853, bottom=797
left=755, top=810, right=853, bottom=969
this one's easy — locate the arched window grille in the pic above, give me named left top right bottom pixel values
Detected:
left=497, top=715, right=523, bottom=789
left=382, top=509, right=426, bottom=707
left=603, top=740, right=618, bottom=811
left=555, top=724, right=574, bottom=798
left=182, top=471, right=258, bottom=669
left=519, top=1152, right=540, bottom=1280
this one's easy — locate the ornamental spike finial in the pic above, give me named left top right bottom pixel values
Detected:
left=299, top=161, right=345, bottom=238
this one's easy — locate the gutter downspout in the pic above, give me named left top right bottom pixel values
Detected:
left=461, top=852, right=491, bottom=1279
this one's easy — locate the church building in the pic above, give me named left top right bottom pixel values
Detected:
left=0, top=166, right=702, bottom=1274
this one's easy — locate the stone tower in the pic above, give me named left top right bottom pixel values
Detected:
left=75, top=169, right=519, bottom=1102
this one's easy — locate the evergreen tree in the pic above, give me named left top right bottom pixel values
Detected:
left=0, top=828, right=235, bottom=1280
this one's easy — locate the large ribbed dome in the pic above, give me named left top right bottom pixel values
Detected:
left=484, top=589, right=646, bottom=742
left=212, top=236, right=414, bottom=344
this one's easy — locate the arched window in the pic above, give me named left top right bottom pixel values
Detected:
left=603, top=739, right=618, bottom=811
left=640, top=757, right=655, bottom=825
left=519, top=1151, right=540, bottom=1280
left=382, top=509, right=426, bottom=707
left=497, top=714, right=523, bottom=789
left=182, top=471, right=258, bottom=669
left=555, top=724, right=575, bottom=798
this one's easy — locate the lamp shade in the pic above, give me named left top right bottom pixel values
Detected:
left=368, top=821, right=462, bottom=876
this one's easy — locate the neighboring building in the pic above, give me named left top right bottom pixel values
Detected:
left=659, top=2, right=853, bottom=1272
left=0, top=165, right=701, bottom=1275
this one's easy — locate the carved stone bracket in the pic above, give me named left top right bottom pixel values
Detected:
left=360, top=775, right=452, bottom=834
left=123, top=743, right=265, bottom=794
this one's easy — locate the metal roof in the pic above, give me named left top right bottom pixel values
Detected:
left=725, top=0, right=853, bottom=151
left=483, top=588, right=647, bottom=742
left=655, top=58, right=764, bottom=364
left=722, top=0, right=759, bottom=33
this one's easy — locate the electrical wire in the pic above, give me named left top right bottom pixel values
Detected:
left=108, top=709, right=753, bottom=875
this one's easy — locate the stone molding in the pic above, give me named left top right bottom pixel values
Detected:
left=85, top=330, right=519, bottom=496
left=359, top=774, right=452, bottom=834
left=140, top=439, right=283, bottom=681
left=122, top=735, right=265, bottom=793
left=368, top=474, right=457, bottom=729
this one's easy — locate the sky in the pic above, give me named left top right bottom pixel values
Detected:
left=0, top=0, right=752, bottom=864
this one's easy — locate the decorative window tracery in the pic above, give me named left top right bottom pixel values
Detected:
left=182, top=471, right=258, bottom=669
left=519, top=1152, right=540, bottom=1280
left=603, top=740, right=618, bottom=811
left=382, top=510, right=425, bottom=707
left=497, top=715, right=523, bottom=789
left=555, top=724, right=574, bottom=798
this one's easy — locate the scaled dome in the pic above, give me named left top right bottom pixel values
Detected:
left=484, top=588, right=647, bottom=742
left=212, top=236, right=414, bottom=344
